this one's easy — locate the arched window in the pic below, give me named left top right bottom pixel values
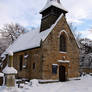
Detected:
left=60, top=34, right=66, bottom=52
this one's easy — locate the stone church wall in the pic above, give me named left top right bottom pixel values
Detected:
left=13, top=47, right=43, bottom=79
left=41, top=15, right=79, bottom=80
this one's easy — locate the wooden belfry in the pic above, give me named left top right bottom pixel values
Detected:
left=3, top=51, right=17, bottom=87
left=40, top=0, right=67, bottom=32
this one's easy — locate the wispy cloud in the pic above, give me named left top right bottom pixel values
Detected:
left=0, top=0, right=46, bottom=28
left=78, top=29, right=92, bottom=39
left=63, top=0, right=92, bottom=25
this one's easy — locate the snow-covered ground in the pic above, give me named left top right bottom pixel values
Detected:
left=0, top=75, right=92, bottom=92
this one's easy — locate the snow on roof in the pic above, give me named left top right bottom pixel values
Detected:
left=57, top=60, right=70, bottom=63
left=7, top=51, right=13, bottom=56
left=40, top=0, right=68, bottom=13
left=1, top=14, right=64, bottom=57
left=3, top=66, right=17, bottom=74
left=40, top=28, right=51, bottom=41
left=2, top=29, right=41, bottom=55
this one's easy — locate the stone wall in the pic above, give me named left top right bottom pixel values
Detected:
left=13, top=47, right=43, bottom=79
left=41, top=15, right=79, bottom=80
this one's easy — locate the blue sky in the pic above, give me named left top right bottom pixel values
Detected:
left=0, top=0, right=92, bottom=39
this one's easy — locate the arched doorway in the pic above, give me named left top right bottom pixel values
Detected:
left=59, top=65, right=66, bottom=82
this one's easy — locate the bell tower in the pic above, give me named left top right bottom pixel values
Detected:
left=40, top=0, right=68, bottom=32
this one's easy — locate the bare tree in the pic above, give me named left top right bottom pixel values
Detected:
left=0, top=23, right=27, bottom=56
left=0, top=23, right=26, bottom=43
left=0, top=37, right=9, bottom=55
left=69, top=23, right=81, bottom=41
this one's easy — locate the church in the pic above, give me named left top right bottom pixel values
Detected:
left=1, top=0, right=79, bottom=81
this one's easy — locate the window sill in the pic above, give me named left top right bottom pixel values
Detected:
left=59, top=51, right=67, bottom=54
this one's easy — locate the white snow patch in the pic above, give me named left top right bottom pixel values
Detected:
left=58, top=60, right=70, bottom=63
left=0, top=75, right=92, bottom=92
left=40, top=28, right=51, bottom=41
left=0, top=87, right=22, bottom=92
left=7, top=51, right=13, bottom=56
left=30, top=79, right=39, bottom=87
left=3, top=66, right=17, bottom=74
left=24, top=54, right=29, bottom=58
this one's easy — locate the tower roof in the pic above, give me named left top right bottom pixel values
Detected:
left=40, top=0, right=68, bottom=13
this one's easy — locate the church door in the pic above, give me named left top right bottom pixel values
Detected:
left=59, top=65, right=66, bottom=82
